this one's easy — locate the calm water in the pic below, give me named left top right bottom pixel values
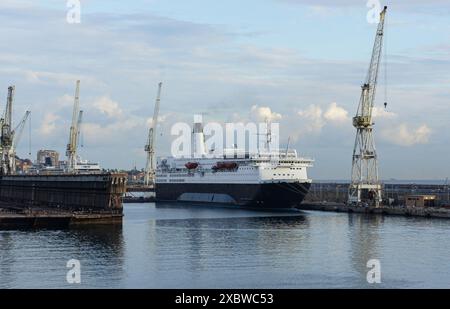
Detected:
left=1, top=203, right=450, bottom=288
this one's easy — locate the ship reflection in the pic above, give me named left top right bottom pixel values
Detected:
left=147, top=203, right=310, bottom=275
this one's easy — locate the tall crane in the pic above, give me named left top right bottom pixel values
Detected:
left=0, top=86, right=15, bottom=175
left=144, top=82, right=163, bottom=186
left=8, top=111, right=31, bottom=174
left=66, top=80, right=81, bottom=173
left=349, top=6, right=387, bottom=207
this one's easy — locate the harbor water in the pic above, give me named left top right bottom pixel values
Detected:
left=1, top=203, right=450, bottom=288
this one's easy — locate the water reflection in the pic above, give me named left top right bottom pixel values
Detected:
left=347, top=214, right=384, bottom=286
left=0, top=225, right=124, bottom=288
left=2, top=204, right=450, bottom=288
left=147, top=203, right=310, bottom=277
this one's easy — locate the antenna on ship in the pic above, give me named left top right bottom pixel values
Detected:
left=285, top=136, right=291, bottom=156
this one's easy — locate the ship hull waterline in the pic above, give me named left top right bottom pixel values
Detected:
left=155, top=182, right=311, bottom=210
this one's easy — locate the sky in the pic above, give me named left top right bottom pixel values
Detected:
left=0, top=0, right=449, bottom=180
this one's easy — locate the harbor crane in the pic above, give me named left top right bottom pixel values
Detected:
left=349, top=6, right=387, bottom=207
left=0, top=86, right=14, bottom=175
left=8, top=111, right=31, bottom=174
left=0, top=86, right=31, bottom=174
left=66, top=80, right=81, bottom=173
left=144, top=82, right=163, bottom=186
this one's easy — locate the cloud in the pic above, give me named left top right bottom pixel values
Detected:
left=298, top=102, right=349, bottom=134
left=40, top=113, right=60, bottom=136
left=382, top=123, right=432, bottom=146
left=298, top=104, right=325, bottom=133
left=324, top=102, right=349, bottom=123
left=372, top=106, right=397, bottom=119
left=93, top=96, right=123, bottom=119
left=250, top=105, right=282, bottom=122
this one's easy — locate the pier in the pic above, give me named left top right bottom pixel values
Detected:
left=0, top=207, right=122, bottom=229
left=300, top=182, right=450, bottom=219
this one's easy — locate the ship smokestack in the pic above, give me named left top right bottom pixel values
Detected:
left=193, top=115, right=206, bottom=158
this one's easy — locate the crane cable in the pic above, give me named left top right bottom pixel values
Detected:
left=28, top=111, right=31, bottom=156
left=384, top=18, right=388, bottom=108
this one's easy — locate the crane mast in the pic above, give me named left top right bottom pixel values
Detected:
left=66, top=80, right=81, bottom=173
left=349, top=6, right=387, bottom=207
left=0, top=86, right=15, bottom=175
left=144, top=82, right=162, bottom=186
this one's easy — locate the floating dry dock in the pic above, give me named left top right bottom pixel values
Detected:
left=0, top=173, right=127, bottom=228
left=299, top=202, right=450, bottom=219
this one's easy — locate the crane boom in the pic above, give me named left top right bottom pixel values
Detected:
left=349, top=6, right=387, bottom=207
left=1, top=86, right=15, bottom=175
left=144, top=82, right=163, bottom=186
left=354, top=6, right=387, bottom=127
left=66, top=80, right=81, bottom=172
left=8, top=110, right=31, bottom=174
left=11, top=111, right=31, bottom=151
left=1, top=86, right=14, bottom=147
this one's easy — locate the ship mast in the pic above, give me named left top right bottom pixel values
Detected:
left=348, top=6, right=387, bottom=207
left=144, top=82, right=162, bottom=186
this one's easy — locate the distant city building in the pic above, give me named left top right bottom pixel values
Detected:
left=15, top=157, right=33, bottom=174
left=37, top=150, right=59, bottom=167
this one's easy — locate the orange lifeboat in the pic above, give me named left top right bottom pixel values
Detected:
left=185, top=162, right=199, bottom=170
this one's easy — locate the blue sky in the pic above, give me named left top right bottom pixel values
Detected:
left=0, top=0, right=449, bottom=179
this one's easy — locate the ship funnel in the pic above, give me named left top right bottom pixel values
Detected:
left=193, top=115, right=206, bottom=158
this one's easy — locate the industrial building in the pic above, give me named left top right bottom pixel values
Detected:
left=37, top=150, right=60, bottom=167
left=405, top=195, right=436, bottom=208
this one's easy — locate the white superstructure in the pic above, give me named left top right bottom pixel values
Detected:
left=156, top=151, right=313, bottom=185
left=156, top=119, right=313, bottom=185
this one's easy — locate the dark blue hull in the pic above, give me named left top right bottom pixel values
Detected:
left=155, top=182, right=311, bottom=209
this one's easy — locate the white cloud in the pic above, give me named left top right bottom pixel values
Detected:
left=372, top=106, right=397, bottom=119
left=93, top=96, right=123, bottom=119
left=382, top=123, right=432, bottom=146
left=250, top=105, right=282, bottom=122
left=324, top=102, right=349, bottom=123
left=298, top=102, right=349, bottom=134
left=40, top=113, right=59, bottom=136
left=297, top=104, right=325, bottom=133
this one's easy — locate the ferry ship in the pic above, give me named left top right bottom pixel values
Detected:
left=156, top=120, right=313, bottom=209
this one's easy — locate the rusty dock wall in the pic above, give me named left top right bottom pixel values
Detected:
left=0, top=173, right=127, bottom=214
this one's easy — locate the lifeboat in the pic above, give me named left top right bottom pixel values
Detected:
left=185, top=162, right=199, bottom=170
left=214, top=162, right=238, bottom=170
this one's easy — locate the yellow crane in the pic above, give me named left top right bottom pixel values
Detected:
left=66, top=80, right=81, bottom=173
left=349, top=6, right=387, bottom=207
left=144, top=82, right=163, bottom=186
